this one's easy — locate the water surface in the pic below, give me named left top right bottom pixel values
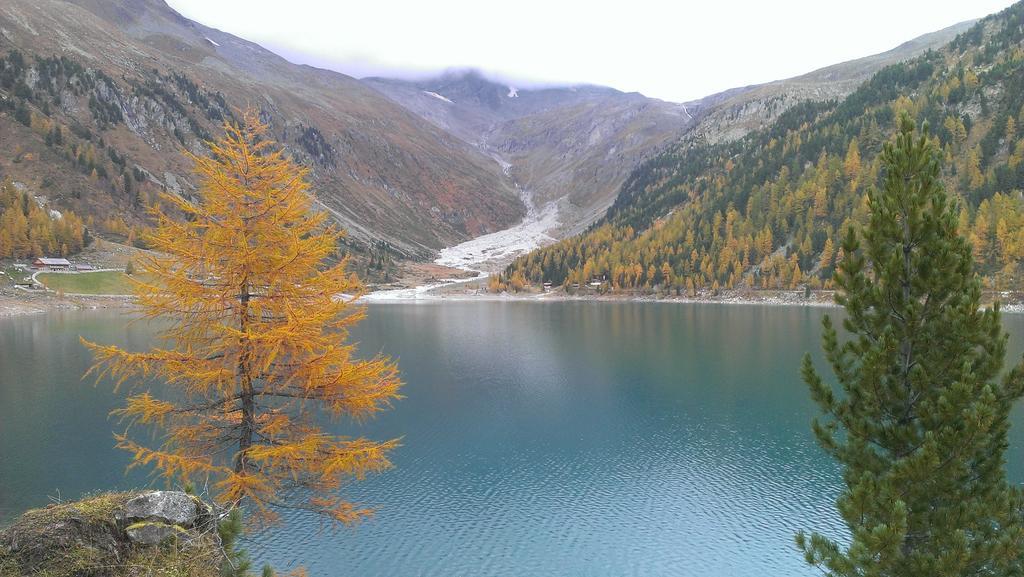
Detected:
left=2, top=303, right=1023, bottom=576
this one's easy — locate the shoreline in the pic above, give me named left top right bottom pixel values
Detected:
left=360, top=285, right=1024, bottom=313
left=6, top=282, right=1024, bottom=316
left=364, top=287, right=840, bottom=307
left=0, top=288, right=840, bottom=317
left=0, top=293, right=135, bottom=318
left=361, top=279, right=1024, bottom=314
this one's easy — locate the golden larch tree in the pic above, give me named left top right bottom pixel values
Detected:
left=84, top=110, right=401, bottom=525
left=843, top=137, right=861, bottom=180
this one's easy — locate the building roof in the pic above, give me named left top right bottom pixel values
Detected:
left=35, top=257, right=72, bottom=265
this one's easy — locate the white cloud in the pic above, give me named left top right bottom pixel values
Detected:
left=166, top=0, right=1015, bottom=102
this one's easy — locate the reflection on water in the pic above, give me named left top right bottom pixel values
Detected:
left=2, top=303, right=1023, bottom=576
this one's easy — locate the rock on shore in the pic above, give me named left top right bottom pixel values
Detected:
left=0, top=491, right=224, bottom=577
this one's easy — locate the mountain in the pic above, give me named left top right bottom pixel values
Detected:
left=364, top=71, right=694, bottom=236
left=0, top=0, right=987, bottom=273
left=0, top=0, right=523, bottom=260
left=677, top=19, right=975, bottom=146
left=500, top=3, right=1024, bottom=294
left=365, top=21, right=973, bottom=244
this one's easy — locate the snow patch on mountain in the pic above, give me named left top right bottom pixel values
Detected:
left=423, top=90, right=454, bottom=103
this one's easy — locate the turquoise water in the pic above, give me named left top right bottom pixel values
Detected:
left=2, top=303, right=1023, bottom=576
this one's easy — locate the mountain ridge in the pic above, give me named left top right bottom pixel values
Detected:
left=363, top=19, right=975, bottom=255
left=364, top=70, right=696, bottom=241
left=0, top=0, right=990, bottom=275
left=499, top=3, right=1024, bottom=295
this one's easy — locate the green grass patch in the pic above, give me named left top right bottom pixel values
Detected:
left=36, top=271, right=146, bottom=295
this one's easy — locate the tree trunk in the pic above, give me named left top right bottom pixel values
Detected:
left=235, top=280, right=255, bottom=474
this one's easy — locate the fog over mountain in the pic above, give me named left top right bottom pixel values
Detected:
left=165, top=0, right=1013, bottom=102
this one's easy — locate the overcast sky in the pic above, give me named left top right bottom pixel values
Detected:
left=166, top=0, right=1014, bottom=103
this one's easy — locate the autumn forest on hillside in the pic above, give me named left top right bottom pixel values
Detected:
left=497, top=4, right=1024, bottom=296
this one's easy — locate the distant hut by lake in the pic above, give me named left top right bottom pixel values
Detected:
left=32, top=257, right=72, bottom=271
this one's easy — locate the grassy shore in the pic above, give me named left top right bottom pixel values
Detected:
left=35, top=271, right=141, bottom=295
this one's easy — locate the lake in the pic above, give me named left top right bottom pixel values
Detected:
left=2, top=303, right=1023, bottom=576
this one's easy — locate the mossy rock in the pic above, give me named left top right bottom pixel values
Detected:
left=116, top=491, right=202, bottom=528
left=0, top=492, right=224, bottom=577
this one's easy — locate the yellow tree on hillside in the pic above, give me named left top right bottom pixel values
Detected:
left=84, top=110, right=401, bottom=525
left=843, top=137, right=861, bottom=180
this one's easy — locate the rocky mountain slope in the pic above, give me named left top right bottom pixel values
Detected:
left=0, top=0, right=523, bottom=260
left=682, top=19, right=976, bottom=146
left=365, top=71, right=695, bottom=236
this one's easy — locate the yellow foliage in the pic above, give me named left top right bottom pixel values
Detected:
left=84, top=109, right=401, bottom=527
left=0, top=179, right=86, bottom=258
left=843, top=138, right=861, bottom=180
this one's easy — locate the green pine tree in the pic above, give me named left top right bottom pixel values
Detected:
left=217, top=508, right=253, bottom=577
left=796, top=116, right=1024, bottom=576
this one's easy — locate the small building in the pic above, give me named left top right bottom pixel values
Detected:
left=73, top=263, right=95, bottom=271
left=32, top=257, right=72, bottom=271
